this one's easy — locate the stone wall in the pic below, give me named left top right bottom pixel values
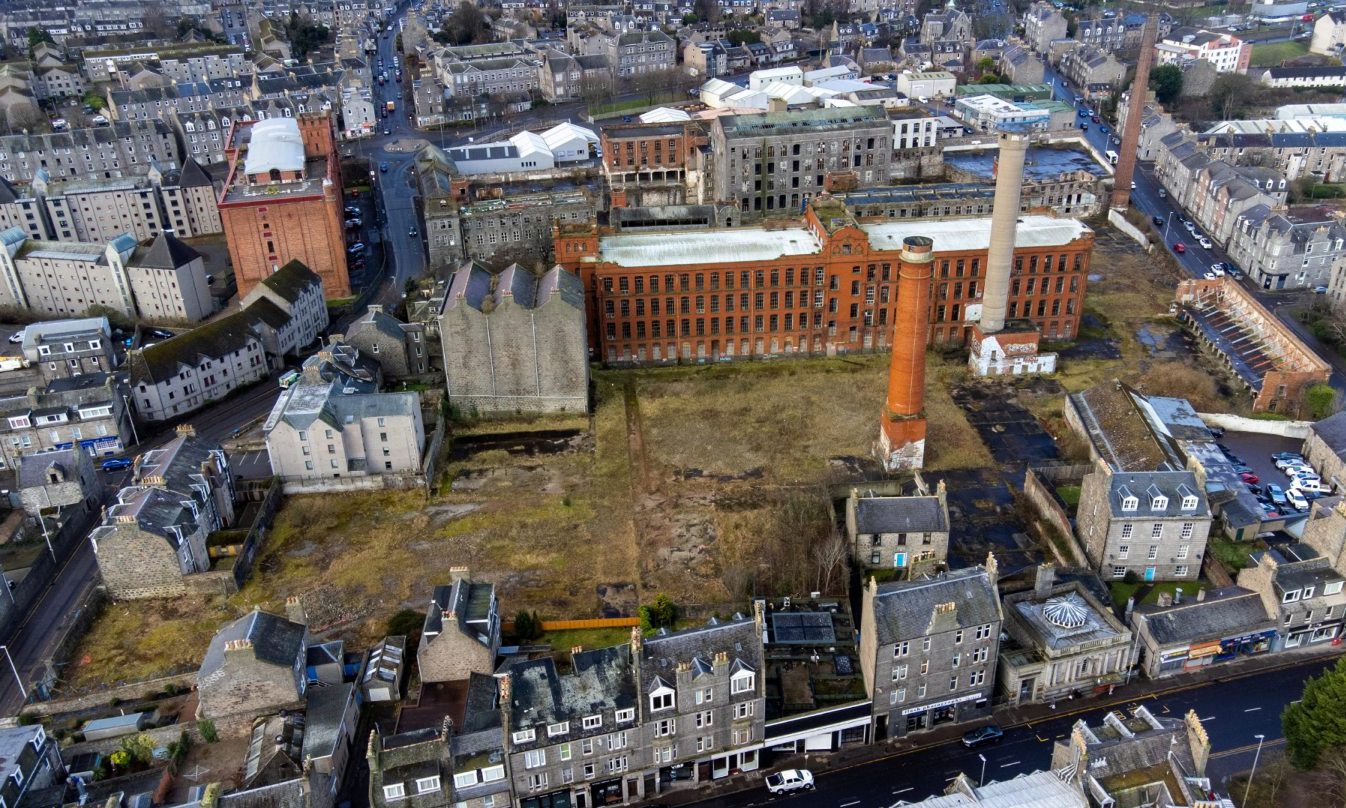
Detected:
left=1197, top=412, right=1311, bottom=439
left=27, top=672, right=198, bottom=718
left=1022, top=464, right=1092, bottom=567
left=96, top=525, right=197, bottom=600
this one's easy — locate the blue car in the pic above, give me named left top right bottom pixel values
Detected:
left=1267, top=484, right=1287, bottom=506
left=101, top=457, right=131, bottom=471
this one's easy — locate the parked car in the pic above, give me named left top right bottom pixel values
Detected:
left=1315, top=286, right=1329, bottom=294
left=1185, top=221, right=1197, bottom=233
left=1173, top=242, right=1186, bottom=253
left=1287, top=489, right=1310, bottom=511
left=1247, top=483, right=1263, bottom=496
left=408, top=225, right=419, bottom=237
left=1091, top=115, right=1100, bottom=123
left=1158, top=188, right=1167, bottom=197
left=1294, top=480, right=1333, bottom=495
left=7, top=329, right=23, bottom=344
left=348, top=242, right=365, bottom=253
left=101, top=457, right=132, bottom=471
left=963, top=725, right=1004, bottom=748
left=765, top=769, right=814, bottom=795
left=1153, top=216, right=1165, bottom=226
left=1239, top=471, right=1260, bottom=484
left=148, top=328, right=174, bottom=339
left=1268, top=484, right=1287, bottom=506
left=380, top=162, right=389, bottom=172
left=1100, top=125, right=1109, bottom=134
left=1198, top=236, right=1213, bottom=249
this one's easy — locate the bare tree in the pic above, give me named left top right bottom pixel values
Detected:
left=4, top=104, right=43, bottom=134
left=580, top=72, right=614, bottom=108
left=812, top=530, right=850, bottom=596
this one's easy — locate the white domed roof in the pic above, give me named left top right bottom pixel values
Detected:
left=1042, top=596, right=1089, bottom=629
left=243, top=117, right=304, bottom=178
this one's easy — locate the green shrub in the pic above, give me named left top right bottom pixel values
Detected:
left=197, top=719, right=219, bottom=744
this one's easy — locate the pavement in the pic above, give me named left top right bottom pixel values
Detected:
left=666, top=648, right=1341, bottom=807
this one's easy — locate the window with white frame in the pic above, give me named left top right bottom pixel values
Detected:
left=547, top=721, right=569, bottom=737
left=616, top=708, right=635, bottom=723
left=1147, top=545, right=1159, bottom=560
left=527, top=773, right=548, bottom=791
left=581, top=738, right=593, bottom=756
left=733, top=728, right=752, bottom=745
left=654, top=745, right=673, bottom=764
left=1176, top=565, right=1188, bottom=577
left=892, top=663, right=908, bottom=681
left=558, top=744, right=572, bottom=762
left=734, top=701, right=753, bottom=719
left=975, top=624, right=992, bottom=640
left=1112, top=566, right=1126, bottom=577
left=1118, top=545, right=1130, bottom=559
left=1182, top=494, right=1198, bottom=510
left=695, top=687, right=713, bottom=704
left=695, top=711, right=713, bottom=728
left=650, top=686, right=675, bottom=712
left=453, top=772, right=477, bottom=788
left=968, top=670, right=985, bottom=687
left=922, top=637, right=931, bottom=652
left=654, top=718, right=676, bottom=737
left=1327, top=581, right=1344, bottom=595
left=731, top=670, right=754, bottom=694
left=1283, top=590, right=1301, bottom=603
left=415, top=776, right=440, bottom=794
left=1177, top=544, right=1189, bottom=560
left=608, top=731, right=628, bottom=750
left=382, top=784, right=405, bottom=801
left=606, top=756, right=628, bottom=774
left=1150, top=524, right=1163, bottom=540
left=583, top=763, right=596, bottom=779
left=1121, top=495, right=1138, bottom=512
left=512, top=728, right=535, bottom=744
left=1180, top=522, right=1194, bottom=539
left=1121, top=524, right=1133, bottom=540
left=523, top=749, right=546, bottom=769
left=893, top=641, right=909, bottom=657
left=582, top=715, right=603, bottom=730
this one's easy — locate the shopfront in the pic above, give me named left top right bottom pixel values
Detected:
left=521, top=789, right=572, bottom=808
left=1154, top=628, right=1277, bottom=677
left=1286, top=621, right=1341, bottom=647
left=1215, top=630, right=1276, bottom=661
left=898, top=691, right=987, bottom=736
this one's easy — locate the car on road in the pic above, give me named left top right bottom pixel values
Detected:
left=1078, top=108, right=1088, bottom=117
left=1081, top=124, right=1088, bottom=131
left=1153, top=216, right=1165, bottom=226
left=1315, top=286, right=1329, bottom=294
left=963, top=725, right=1004, bottom=748
left=148, top=328, right=175, bottom=339
left=348, top=242, right=365, bottom=253
left=1240, top=471, right=1260, bottom=484
left=1158, top=188, right=1167, bottom=197
left=408, top=226, right=419, bottom=237
left=101, top=457, right=132, bottom=471
left=1184, top=220, right=1197, bottom=232
left=1268, top=484, right=1287, bottom=506
left=383, top=127, right=390, bottom=135
left=1198, top=236, right=1213, bottom=249
left=1091, top=115, right=1100, bottom=123
left=1100, top=126, right=1109, bottom=134
left=7, top=329, right=22, bottom=344
left=1173, top=242, right=1186, bottom=253
left=380, top=162, right=389, bottom=172
left=764, top=769, right=814, bottom=795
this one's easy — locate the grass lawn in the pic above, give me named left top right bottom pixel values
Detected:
left=1109, top=580, right=1200, bottom=611
left=64, top=596, right=238, bottom=691
left=1207, top=535, right=1266, bottom=574
left=1055, top=484, right=1082, bottom=508
left=1251, top=41, right=1309, bottom=67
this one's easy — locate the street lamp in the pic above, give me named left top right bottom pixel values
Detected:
left=1163, top=210, right=1176, bottom=243
left=1, top=645, right=25, bottom=701
left=1244, top=734, right=1266, bottom=807
left=978, top=753, right=987, bottom=788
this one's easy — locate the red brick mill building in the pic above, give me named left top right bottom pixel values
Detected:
left=554, top=198, right=1095, bottom=364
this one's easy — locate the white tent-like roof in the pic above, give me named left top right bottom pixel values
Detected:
left=541, top=121, right=598, bottom=150
left=639, top=107, right=691, bottom=123
left=243, top=117, right=305, bottom=177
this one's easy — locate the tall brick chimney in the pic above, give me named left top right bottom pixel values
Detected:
left=1112, top=15, right=1159, bottom=210
left=879, top=236, right=934, bottom=471
left=980, top=132, right=1029, bottom=334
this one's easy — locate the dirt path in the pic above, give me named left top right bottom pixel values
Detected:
left=621, top=378, right=653, bottom=603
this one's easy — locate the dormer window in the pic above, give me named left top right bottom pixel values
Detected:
left=615, top=708, right=635, bottom=723
left=1305, top=586, right=1316, bottom=599
left=1284, top=589, right=1302, bottom=604
left=1150, top=495, right=1168, bottom=511
left=547, top=721, right=569, bottom=737
left=731, top=669, right=755, bottom=695
left=1182, top=495, right=1198, bottom=511
left=512, top=728, right=536, bottom=744
left=1327, top=581, right=1344, bottom=596
left=382, top=784, right=405, bottom=801
left=582, top=715, right=603, bottom=730
left=1121, top=496, right=1138, bottom=512
left=650, top=685, right=675, bottom=712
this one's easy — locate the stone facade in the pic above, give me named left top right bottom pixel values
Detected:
left=844, top=482, right=950, bottom=576
left=859, top=564, right=1002, bottom=739
left=196, top=609, right=309, bottom=719
left=1077, top=464, right=1210, bottom=582
left=17, top=446, right=96, bottom=516
left=416, top=568, right=500, bottom=684
left=0, top=373, right=134, bottom=470
left=21, top=316, right=114, bottom=382
left=341, top=305, right=430, bottom=379
left=0, top=120, right=182, bottom=183
left=440, top=264, right=589, bottom=415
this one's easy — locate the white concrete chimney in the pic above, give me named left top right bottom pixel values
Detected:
left=980, top=132, right=1030, bottom=334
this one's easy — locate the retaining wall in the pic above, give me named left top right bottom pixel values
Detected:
left=1108, top=208, right=1153, bottom=251
left=1197, top=412, right=1311, bottom=440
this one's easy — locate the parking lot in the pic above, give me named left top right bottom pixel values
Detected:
left=231, top=449, right=273, bottom=480
left=1219, top=429, right=1316, bottom=515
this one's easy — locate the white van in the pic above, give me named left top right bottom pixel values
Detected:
left=1106, top=149, right=1120, bottom=165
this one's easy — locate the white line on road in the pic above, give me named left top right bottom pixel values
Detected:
left=892, top=788, right=913, bottom=795
left=1200, top=716, right=1216, bottom=722
left=999, top=761, right=1021, bottom=768
left=1244, top=707, right=1262, bottom=712
left=839, top=801, right=861, bottom=807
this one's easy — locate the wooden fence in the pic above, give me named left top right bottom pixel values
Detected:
left=502, top=617, right=640, bottom=633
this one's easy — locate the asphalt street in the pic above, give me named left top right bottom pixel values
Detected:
left=684, top=656, right=1334, bottom=807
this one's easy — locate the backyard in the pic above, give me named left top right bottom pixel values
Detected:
left=1250, top=41, right=1310, bottom=67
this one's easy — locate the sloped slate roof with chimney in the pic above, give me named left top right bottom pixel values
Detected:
left=870, top=567, right=1000, bottom=646
left=423, top=578, right=496, bottom=647
left=1311, top=411, right=1346, bottom=457
left=17, top=447, right=81, bottom=490
left=199, top=609, right=307, bottom=681
left=1137, top=588, right=1273, bottom=645
left=129, top=307, right=261, bottom=384
left=638, top=616, right=761, bottom=696
left=853, top=495, right=948, bottom=534
left=177, top=157, right=214, bottom=188
left=259, top=259, right=323, bottom=303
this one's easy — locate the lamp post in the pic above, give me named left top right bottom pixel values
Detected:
left=1244, top=734, right=1266, bottom=807
left=1163, top=210, right=1176, bottom=243
left=979, top=753, right=987, bottom=788
left=1, top=645, right=25, bottom=701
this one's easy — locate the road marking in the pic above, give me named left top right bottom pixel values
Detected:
left=839, top=801, right=861, bottom=807
left=999, top=761, right=1021, bottom=768
left=1244, top=707, right=1262, bottom=712
left=892, top=788, right=913, bottom=795
left=1035, top=734, right=1049, bottom=742
left=1200, top=716, right=1216, bottom=722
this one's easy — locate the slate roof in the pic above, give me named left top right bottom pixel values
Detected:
left=1311, top=411, right=1346, bottom=456
left=17, top=447, right=82, bottom=490
left=1105, top=471, right=1207, bottom=519
left=177, top=157, right=214, bottom=188
left=258, top=259, right=323, bottom=303
left=638, top=616, right=761, bottom=695
left=506, top=644, right=636, bottom=730
left=851, top=494, right=948, bottom=534
left=302, top=683, right=354, bottom=762
left=1136, top=588, right=1274, bottom=645
left=869, top=567, right=1001, bottom=646
left=129, top=307, right=261, bottom=385
left=423, top=578, right=496, bottom=647
left=199, top=609, right=307, bottom=681
left=133, top=231, right=200, bottom=269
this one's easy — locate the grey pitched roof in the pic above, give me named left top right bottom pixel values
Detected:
left=258, top=259, right=323, bottom=303
left=423, top=578, right=496, bottom=647
left=199, top=609, right=307, bottom=681
left=302, top=683, right=354, bottom=762
left=1137, top=589, right=1273, bottom=645
left=638, top=616, right=761, bottom=695
left=134, top=231, right=200, bottom=269
left=1312, top=411, right=1346, bottom=455
left=852, top=495, right=947, bottom=533
left=1106, top=471, right=1209, bottom=518
left=177, top=156, right=214, bottom=188
left=17, top=447, right=82, bottom=490
left=869, top=567, right=1001, bottom=646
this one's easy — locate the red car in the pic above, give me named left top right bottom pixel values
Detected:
left=1173, top=242, right=1186, bottom=253
left=1240, top=471, right=1260, bottom=484
left=1091, top=115, right=1100, bottom=123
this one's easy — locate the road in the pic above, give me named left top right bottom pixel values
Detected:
left=684, top=656, right=1333, bottom=807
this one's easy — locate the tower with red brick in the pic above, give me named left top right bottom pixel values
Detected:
left=879, top=236, right=934, bottom=471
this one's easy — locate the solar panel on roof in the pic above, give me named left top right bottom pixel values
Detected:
left=771, top=612, right=835, bottom=645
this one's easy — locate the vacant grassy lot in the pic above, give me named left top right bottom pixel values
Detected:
left=64, top=595, right=237, bottom=692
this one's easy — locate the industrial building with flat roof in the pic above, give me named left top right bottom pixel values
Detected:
left=555, top=197, right=1093, bottom=364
